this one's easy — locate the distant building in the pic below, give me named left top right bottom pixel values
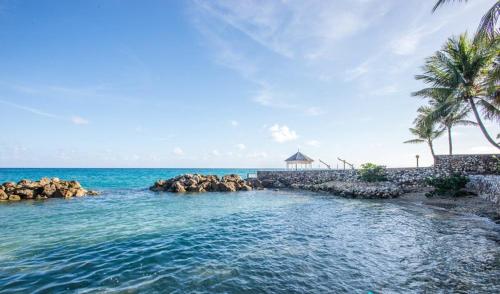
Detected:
left=285, top=151, right=314, bottom=170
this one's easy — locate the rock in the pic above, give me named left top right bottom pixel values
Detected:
left=210, top=181, right=219, bottom=191
left=2, top=182, right=16, bottom=188
left=74, top=189, right=86, bottom=197
left=15, top=189, right=34, bottom=199
left=0, top=178, right=95, bottom=201
left=261, top=179, right=275, bottom=188
left=87, top=190, right=100, bottom=196
left=2, top=182, right=16, bottom=192
left=246, top=178, right=264, bottom=189
left=42, top=184, right=57, bottom=197
left=222, top=174, right=242, bottom=183
left=273, top=181, right=285, bottom=188
left=8, top=195, right=21, bottom=201
left=39, top=178, right=50, bottom=186
left=54, top=188, right=73, bottom=198
left=149, top=174, right=256, bottom=194
left=68, top=181, right=81, bottom=189
left=18, top=179, right=31, bottom=186
left=217, top=182, right=236, bottom=192
left=185, top=179, right=197, bottom=186
left=200, top=181, right=211, bottom=191
left=239, top=184, right=252, bottom=191
left=187, top=185, right=205, bottom=193
left=171, top=181, right=186, bottom=193
left=0, top=189, right=8, bottom=200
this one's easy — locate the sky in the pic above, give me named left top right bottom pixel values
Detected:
left=0, top=0, right=498, bottom=168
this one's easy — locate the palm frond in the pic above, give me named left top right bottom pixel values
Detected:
left=432, top=0, right=468, bottom=12
left=475, top=1, right=500, bottom=40
left=476, top=98, right=500, bottom=121
left=412, top=87, right=453, bottom=99
left=453, top=119, right=478, bottom=126
left=404, top=139, right=425, bottom=144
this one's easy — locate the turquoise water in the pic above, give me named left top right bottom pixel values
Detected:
left=0, top=169, right=499, bottom=293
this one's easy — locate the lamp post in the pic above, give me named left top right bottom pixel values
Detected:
left=415, top=154, right=420, bottom=168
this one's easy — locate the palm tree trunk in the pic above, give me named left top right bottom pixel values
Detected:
left=428, top=140, right=436, bottom=164
left=468, top=97, right=500, bottom=149
left=447, top=126, right=453, bottom=155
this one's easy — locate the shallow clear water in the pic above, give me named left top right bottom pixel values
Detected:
left=0, top=169, right=499, bottom=293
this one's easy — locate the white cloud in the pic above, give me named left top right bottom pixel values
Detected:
left=344, top=61, right=370, bottom=81
left=230, top=120, right=239, bottom=127
left=193, top=0, right=389, bottom=60
left=0, top=99, right=90, bottom=125
left=391, top=34, right=422, bottom=56
left=0, top=99, right=59, bottom=119
left=236, top=143, right=246, bottom=150
left=390, top=23, right=444, bottom=56
left=253, top=90, right=273, bottom=106
left=306, top=140, right=320, bottom=147
left=212, top=149, right=221, bottom=156
left=173, top=147, right=184, bottom=156
left=71, top=116, right=89, bottom=125
left=252, top=88, right=297, bottom=109
left=269, top=124, right=298, bottom=143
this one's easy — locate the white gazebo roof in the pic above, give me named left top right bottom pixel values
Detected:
left=285, top=151, right=314, bottom=163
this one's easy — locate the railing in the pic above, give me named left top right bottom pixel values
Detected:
left=247, top=173, right=258, bottom=179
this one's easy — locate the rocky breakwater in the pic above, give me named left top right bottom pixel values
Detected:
left=297, top=181, right=402, bottom=199
left=257, top=168, right=440, bottom=198
left=0, top=178, right=99, bottom=201
left=150, top=174, right=263, bottom=193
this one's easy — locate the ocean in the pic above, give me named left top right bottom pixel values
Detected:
left=0, top=168, right=499, bottom=293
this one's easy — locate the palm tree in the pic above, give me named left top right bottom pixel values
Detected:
left=414, top=33, right=500, bottom=149
left=414, top=88, right=477, bottom=155
left=404, top=108, right=446, bottom=162
left=433, top=0, right=499, bottom=40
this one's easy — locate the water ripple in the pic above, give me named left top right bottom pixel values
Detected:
left=0, top=190, right=499, bottom=293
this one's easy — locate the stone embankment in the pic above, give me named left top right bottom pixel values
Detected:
left=256, top=168, right=439, bottom=198
left=0, top=178, right=99, bottom=201
left=257, top=154, right=500, bottom=201
left=150, top=174, right=263, bottom=193
left=258, top=168, right=437, bottom=192
left=467, top=175, right=500, bottom=212
left=295, top=181, right=402, bottom=199
left=435, top=154, right=499, bottom=175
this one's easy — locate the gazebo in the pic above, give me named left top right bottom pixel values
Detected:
left=285, top=151, right=314, bottom=170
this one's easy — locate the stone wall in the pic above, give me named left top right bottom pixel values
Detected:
left=434, top=154, right=500, bottom=175
left=467, top=175, right=500, bottom=211
left=257, top=168, right=435, bottom=190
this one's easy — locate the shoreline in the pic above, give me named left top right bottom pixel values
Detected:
left=396, top=189, right=500, bottom=223
left=283, top=186, right=500, bottom=223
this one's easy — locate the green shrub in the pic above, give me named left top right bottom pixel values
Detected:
left=425, top=174, right=469, bottom=197
left=358, top=163, right=387, bottom=182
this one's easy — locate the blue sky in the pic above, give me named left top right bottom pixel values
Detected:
left=0, top=0, right=498, bottom=168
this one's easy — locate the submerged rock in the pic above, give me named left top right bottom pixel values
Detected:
left=0, top=178, right=98, bottom=201
left=150, top=174, right=264, bottom=194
